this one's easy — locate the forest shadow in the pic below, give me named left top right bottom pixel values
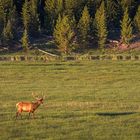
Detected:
left=96, top=112, right=137, bottom=116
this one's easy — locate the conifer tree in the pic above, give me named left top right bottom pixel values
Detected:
left=3, top=19, right=13, bottom=42
left=10, top=6, right=18, bottom=39
left=134, top=6, right=140, bottom=33
left=0, top=0, right=12, bottom=37
left=22, top=0, right=30, bottom=31
left=0, top=1, right=5, bottom=38
left=45, top=0, right=64, bottom=33
left=45, top=0, right=56, bottom=33
left=64, top=0, right=83, bottom=17
left=56, top=0, right=64, bottom=14
left=94, top=1, right=108, bottom=51
left=21, top=29, right=29, bottom=52
left=29, top=0, right=40, bottom=36
left=105, top=0, right=118, bottom=25
left=120, top=8, right=133, bottom=44
left=21, top=0, right=30, bottom=52
left=78, top=6, right=90, bottom=48
left=53, top=14, right=75, bottom=54
left=121, top=0, right=135, bottom=12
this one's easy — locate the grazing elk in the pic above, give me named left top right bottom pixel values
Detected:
left=16, top=93, right=45, bottom=119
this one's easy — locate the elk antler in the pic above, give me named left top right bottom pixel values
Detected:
left=42, top=92, right=45, bottom=99
left=32, top=92, right=39, bottom=100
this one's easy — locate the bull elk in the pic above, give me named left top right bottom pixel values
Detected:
left=16, top=93, right=45, bottom=119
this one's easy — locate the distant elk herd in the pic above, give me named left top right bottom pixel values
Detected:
left=16, top=92, right=45, bottom=119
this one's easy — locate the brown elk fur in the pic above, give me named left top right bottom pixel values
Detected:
left=16, top=93, right=44, bottom=119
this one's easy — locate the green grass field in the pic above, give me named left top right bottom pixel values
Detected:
left=0, top=60, right=140, bottom=140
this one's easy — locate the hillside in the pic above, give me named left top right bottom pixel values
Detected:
left=0, top=0, right=140, bottom=55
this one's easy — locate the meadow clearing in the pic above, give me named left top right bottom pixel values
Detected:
left=0, top=60, right=140, bottom=140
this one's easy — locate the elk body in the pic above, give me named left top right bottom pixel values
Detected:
left=16, top=93, right=45, bottom=119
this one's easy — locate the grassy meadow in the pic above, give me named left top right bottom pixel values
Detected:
left=0, top=60, right=140, bottom=140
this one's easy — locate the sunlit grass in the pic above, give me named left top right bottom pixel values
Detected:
left=0, top=61, right=140, bottom=140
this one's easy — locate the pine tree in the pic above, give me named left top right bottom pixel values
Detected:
left=45, top=0, right=64, bottom=33
left=78, top=6, right=90, bottom=48
left=0, top=0, right=17, bottom=44
left=105, top=0, right=118, bottom=25
left=134, top=6, right=140, bottom=33
left=22, top=0, right=30, bottom=31
left=0, top=1, right=5, bottom=38
left=94, top=1, right=108, bottom=51
left=9, top=6, right=18, bottom=39
left=64, top=0, right=83, bottom=17
left=29, top=0, right=40, bottom=36
left=21, top=29, right=29, bottom=52
left=53, top=14, right=75, bottom=54
left=121, top=0, right=135, bottom=12
left=120, top=8, right=133, bottom=44
left=56, top=0, right=64, bottom=14
left=21, top=0, right=30, bottom=52
left=3, top=19, right=13, bottom=42
left=45, top=0, right=56, bottom=33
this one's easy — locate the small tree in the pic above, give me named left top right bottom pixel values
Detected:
left=0, top=1, right=5, bottom=36
left=120, top=8, right=133, bottom=44
left=121, top=0, right=135, bottom=12
left=3, top=19, right=13, bottom=42
left=53, top=14, right=75, bottom=54
left=22, top=0, right=30, bottom=31
left=0, top=1, right=17, bottom=44
left=45, top=0, right=64, bottom=34
left=64, top=0, right=82, bottom=17
left=21, top=29, right=29, bottom=52
left=77, top=6, right=90, bottom=49
left=0, top=0, right=12, bottom=38
left=29, top=0, right=40, bottom=36
left=94, top=1, right=108, bottom=51
left=134, top=6, right=140, bottom=34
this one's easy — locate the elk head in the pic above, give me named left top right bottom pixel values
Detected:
left=32, top=92, right=45, bottom=104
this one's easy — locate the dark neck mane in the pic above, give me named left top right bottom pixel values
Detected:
left=32, top=101, right=41, bottom=110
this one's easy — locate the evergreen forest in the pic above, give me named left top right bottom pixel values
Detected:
left=0, top=0, right=140, bottom=54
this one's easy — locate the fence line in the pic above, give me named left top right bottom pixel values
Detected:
left=0, top=55, right=140, bottom=62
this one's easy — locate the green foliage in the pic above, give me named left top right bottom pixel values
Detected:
left=21, top=29, right=29, bottom=52
left=0, top=0, right=13, bottom=37
left=64, top=0, right=79, bottom=16
left=121, top=8, right=133, bottom=45
left=3, top=19, right=13, bottom=42
left=134, top=6, right=140, bottom=33
left=120, top=0, right=135, bottom=12
left=0, top=2, right=4, bottom=38
left=94, top=1, right=108, bottom=51
left=0, top=0, right=140, bottom=53
left=21, top=0, right=40, bottom=44
left=22, top=0, right=30, bottom=31
left=45, top=0, right=64, bottom=33
left=78, top=6, right=91, bottom=48
left=0, top=0, right=18, bottom=44
left=64, top=0, right=85, bottom=17
left=105, top=0, right=118, bottom=24
left=53, top=14, right=75, bottom=54
left=44, top=0, right=55, bottom=32
left=29, top=0, right=40, bottom=36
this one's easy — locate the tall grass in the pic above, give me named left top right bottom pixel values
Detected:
left=0, top=61, right=140, bottom=140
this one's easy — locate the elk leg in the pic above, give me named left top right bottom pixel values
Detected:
left=20, top=113, right=22, bottom=119
left=16, top=112, right=22, bottom=119
left=28, top=112, right=30, bottom=119
left=32, top=112, right=35, bottom=119
left=16, top=112, right=19, bottom=119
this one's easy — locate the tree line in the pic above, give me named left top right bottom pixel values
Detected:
left=0, top=0, right=140, bottom=54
